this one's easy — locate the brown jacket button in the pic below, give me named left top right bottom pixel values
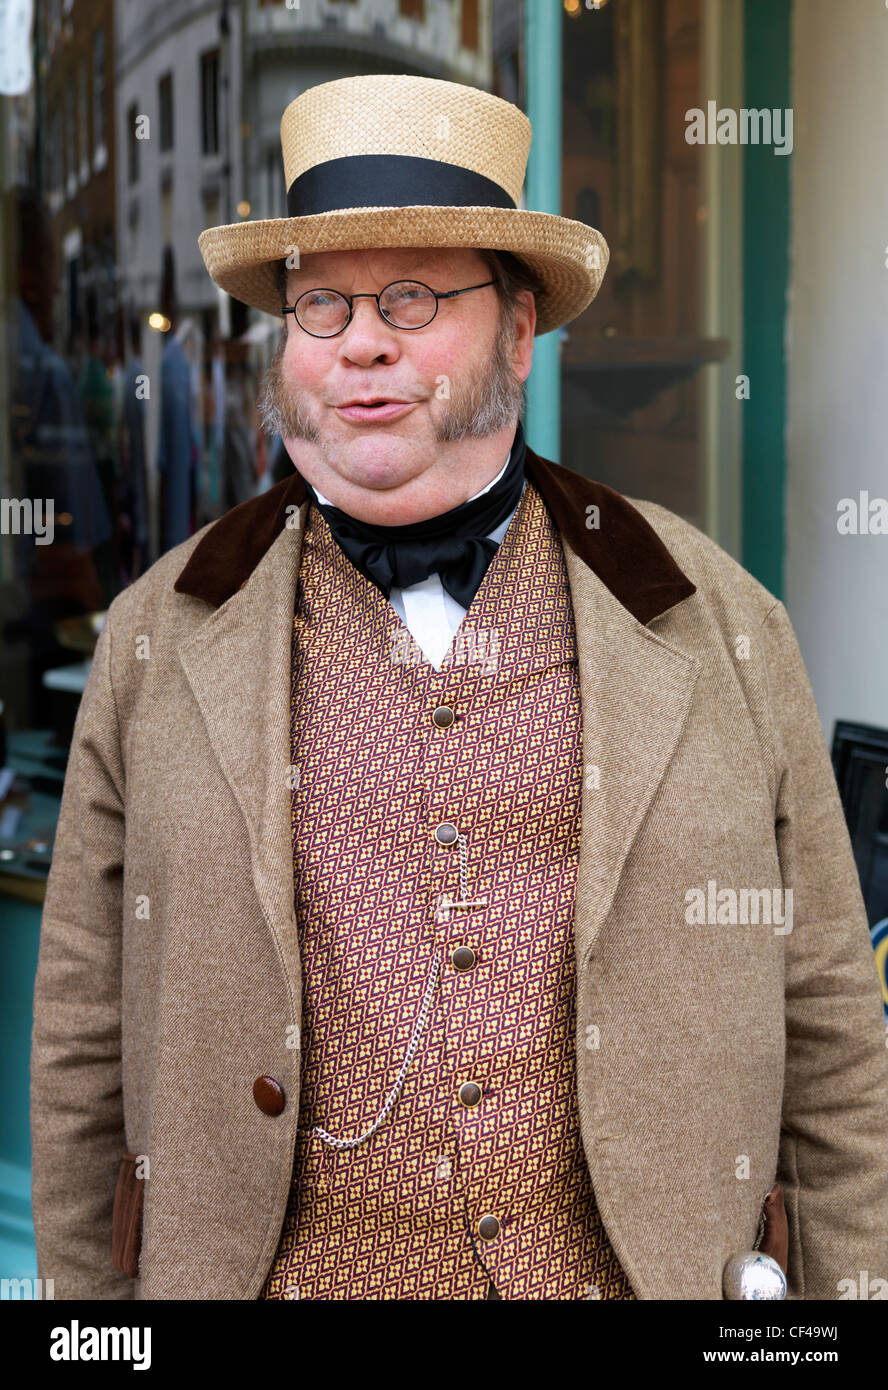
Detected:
left=478, top=1214, right=501, bottom=1241
left=451, top=946, right=477, bottom=971
left=253, top=1075, right=285, bottom=1115
left=432, top=705, right=454, bottom=728
left=458, top=1080, right=482, bottom=1107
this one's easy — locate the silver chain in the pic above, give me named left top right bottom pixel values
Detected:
left=306, top=832, right=482, bottom=1152
left=308, top=946, right=442, bottom=1151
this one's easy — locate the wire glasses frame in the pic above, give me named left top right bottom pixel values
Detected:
left=280, top=278, right=497, bottom=337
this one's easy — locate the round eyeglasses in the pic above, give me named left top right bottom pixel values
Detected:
left=281, top=279, right=497, bottom=337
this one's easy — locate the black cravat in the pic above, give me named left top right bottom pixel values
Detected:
left=304, top=420, right=527, bottom=609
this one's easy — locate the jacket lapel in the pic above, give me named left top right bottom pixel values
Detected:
left=175, top=501, right=310, bottom=1004
left=562, top=541, right=701, bottom=967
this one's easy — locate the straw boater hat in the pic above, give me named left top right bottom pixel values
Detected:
left=197, top=73, right=609, bottom=337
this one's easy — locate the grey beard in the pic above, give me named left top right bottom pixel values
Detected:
left=257, top=318, right=526, bottom=446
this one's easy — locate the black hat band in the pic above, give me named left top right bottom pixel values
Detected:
left=286, top=153, right=516, bottom=218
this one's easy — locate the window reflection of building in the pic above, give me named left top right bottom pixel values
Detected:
left=126, top=102, right=139, bottom=186
left=158, top=71, right=173, bottom=152
left=92, top=29, right=106, bottom=165
left=200, top=49, right=220, bottom=157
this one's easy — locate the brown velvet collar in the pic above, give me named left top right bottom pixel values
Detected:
left=173, top=444, right=697, bottom=625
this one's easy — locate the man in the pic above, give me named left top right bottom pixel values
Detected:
left=30, top=73, right=888, bottom=1301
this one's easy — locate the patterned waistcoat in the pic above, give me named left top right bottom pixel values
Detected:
left=261, top=476, right=635, bottom=1301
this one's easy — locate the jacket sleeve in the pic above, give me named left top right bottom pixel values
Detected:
left=761, top=598, right=888, bottom=1299
left=29, top=604, right=134, bottom=1298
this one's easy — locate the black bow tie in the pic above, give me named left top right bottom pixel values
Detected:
left=304, top=421, right=527, bottom=609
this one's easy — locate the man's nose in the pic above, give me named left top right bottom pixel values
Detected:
left=345, top=295, right=388, bottom=329
left=339, top=297, right=400, bottom=354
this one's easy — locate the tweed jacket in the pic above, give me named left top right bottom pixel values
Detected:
left=29, top=441, right=888, bottom=1300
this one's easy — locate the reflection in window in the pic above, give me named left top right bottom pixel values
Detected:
left=52, top=106, right=62, bottom=199
left=159, top=72, right=174, bottom=153
left=92, top=30, right=105, bottom=155
left=78, top=64, right=88, bottom=179
left=127, top=103, right=139, bottom=185
left=461, top=0, right=479, bottom=52
left=65, top=75, right=75, bottom=194
left=201, top=50, right=220, bottom=156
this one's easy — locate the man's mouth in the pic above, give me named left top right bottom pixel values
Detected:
left=336, top=400, right=416, bottom=423
left=338, top=397, right=410, bottom=406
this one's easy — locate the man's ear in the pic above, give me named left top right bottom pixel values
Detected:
left=512, top=291, right=536, bottom=375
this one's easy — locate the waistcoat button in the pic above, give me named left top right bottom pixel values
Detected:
left=478, top=1214, right=500, bottom=1241
left=434, top=822, right=458, bottom=846
left=451, top=945, right=477, bottom=971
left=432, top=705, right=454, bottom=728
left=253, top=1075, right=286, bottom=1116
left=458, top=1080, right=482, bottom=1107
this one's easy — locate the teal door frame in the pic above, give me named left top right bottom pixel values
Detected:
left=523, top=0, right=563, bottom=463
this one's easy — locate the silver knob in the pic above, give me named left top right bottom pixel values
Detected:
left=723, top=1251, right=787, bottom=1300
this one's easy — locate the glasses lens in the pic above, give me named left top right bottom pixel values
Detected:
left=379, top=282, right=437, bottom=328
left=295, top=289, right=350, bottom=336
